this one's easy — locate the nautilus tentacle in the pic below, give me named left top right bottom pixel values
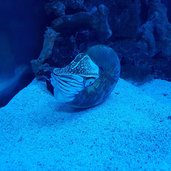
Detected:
left=51, top=45, right=120, bottom=108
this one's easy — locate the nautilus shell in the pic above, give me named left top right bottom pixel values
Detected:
left=51, top=45, right=120, bottom=108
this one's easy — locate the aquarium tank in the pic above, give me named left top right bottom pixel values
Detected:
left=0, top=0, right=171, bottom=170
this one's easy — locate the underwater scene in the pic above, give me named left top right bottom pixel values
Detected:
left=0, top=0, right=171, bottom=170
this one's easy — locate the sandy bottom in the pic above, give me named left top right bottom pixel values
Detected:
left=0, top=79, right=171, bottom=171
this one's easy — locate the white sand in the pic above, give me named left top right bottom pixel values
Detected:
left=138, top=79, right=171, bottom=106
left=0, top=79, right=170, bottom=171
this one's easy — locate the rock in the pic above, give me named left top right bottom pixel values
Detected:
left=52, top=4, right=112, bottom=41
left=34, top=0, right=171, bottom=83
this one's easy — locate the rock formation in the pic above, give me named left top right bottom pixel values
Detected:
left=32, top=0, right=171, bottom=82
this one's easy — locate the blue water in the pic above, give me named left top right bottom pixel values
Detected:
left=0, top=0, right=171, bottom=170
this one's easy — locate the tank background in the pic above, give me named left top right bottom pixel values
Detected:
left=0, top=0, right=49, bottom=76
left=0, top=0, right=171, bottom=80
left=0, top=0, right=49, bottom=106
left=0, top=0, right=171, bottom=107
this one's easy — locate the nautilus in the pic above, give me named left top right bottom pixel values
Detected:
left=51, top=45, right=120, bottom=108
